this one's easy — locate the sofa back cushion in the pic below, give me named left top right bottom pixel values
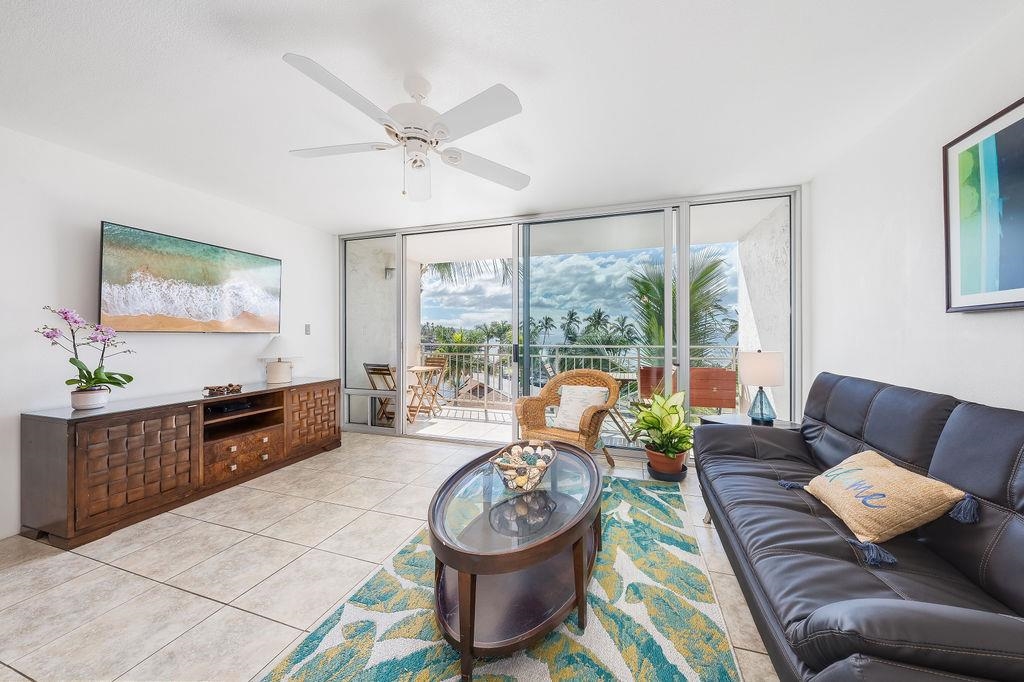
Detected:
left=802, top=373, right=960, bottom=474
left=918, top=403, right=1024, bottom=614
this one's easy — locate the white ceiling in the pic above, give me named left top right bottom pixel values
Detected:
left=0, top=1, right=1017, bottom=234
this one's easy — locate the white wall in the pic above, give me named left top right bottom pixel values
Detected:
left=808, top=11, right=1024, bottom=410
left=0, top=126, right=338, bottom=538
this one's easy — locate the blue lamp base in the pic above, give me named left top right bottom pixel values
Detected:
left=748, top=386, right=776, bottom=426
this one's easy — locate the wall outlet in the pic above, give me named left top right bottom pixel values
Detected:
left=304, top=323, right=311, bottom=335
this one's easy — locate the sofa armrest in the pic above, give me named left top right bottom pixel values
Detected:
left=693, top=423, right=814, bottom=467
left=791, top=598, right=1024, bottom=681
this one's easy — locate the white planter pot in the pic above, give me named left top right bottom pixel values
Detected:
left=71, top=387, right=110, bottom=410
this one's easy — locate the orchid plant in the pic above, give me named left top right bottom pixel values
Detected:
left=36, top=306, right=134, bottom=391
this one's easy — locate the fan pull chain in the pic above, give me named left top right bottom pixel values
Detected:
left=401, top=151, right=407, bottom=197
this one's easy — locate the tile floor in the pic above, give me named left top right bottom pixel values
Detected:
left=0, top=433, right=778, bottom=682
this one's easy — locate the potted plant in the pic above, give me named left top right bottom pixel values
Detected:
left=36, top=306, right=134, bottom=410
left=629, top=391, right=693, bottom=476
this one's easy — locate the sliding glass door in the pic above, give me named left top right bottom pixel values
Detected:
left=340, top=188, right=800, bottom=442
left=521, top=211, right=674, bottom=448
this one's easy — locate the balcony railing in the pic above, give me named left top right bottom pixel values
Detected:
left=417, top=342, right=738, bottom=416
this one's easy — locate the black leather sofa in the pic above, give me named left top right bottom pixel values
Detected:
left=694, top=372, right=1024, bottom=682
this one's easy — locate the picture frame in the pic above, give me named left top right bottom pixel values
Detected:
left=944, top=95, right=1024, bottom=312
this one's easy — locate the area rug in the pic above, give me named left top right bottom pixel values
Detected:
left=264, top=477, right=739, bottom=681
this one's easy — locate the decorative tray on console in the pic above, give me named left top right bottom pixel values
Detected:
left=488, top=440, right=557, bottom=493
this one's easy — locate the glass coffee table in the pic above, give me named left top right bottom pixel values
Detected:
left=428, top=443, right=602, bottom=681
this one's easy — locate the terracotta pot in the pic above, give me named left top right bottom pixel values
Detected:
left=71, top=386, right=110, bottom=410
left=645, top=447, right=687, bottom=474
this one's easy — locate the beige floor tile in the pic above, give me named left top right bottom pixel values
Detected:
left=0, top=551, right=101, bottom=610
left=710, top=571, right=767, bottom=654
left=250, top=632, right=306, bottom=680
left=346, top=456, right=436, bottom=483
left=692, top=524, right=734, bottom=575
left=175, top=486, right=313, bottom=533
left=734, top=648, right=780, bottom=681
left=0, top=565, right=154, bottom=662
left=440, top=448, right=490, bottom=466
left=679, top=469, right=703, bottom=496
left=112, top=522, right=250, bottom=582
left=231, top=549, right=375, bottom=629
left=121, top=606, right=300, bottom=682
left=322, top=477, right=405, bottom=509
left=242, top=465, right=358, bottom=500
left=167, top=535, right=307, bottom=603
left=317, top=511, right=424, bottom=563
left=373, top=484, right=437, bottom=520
left=259, top=501, right=365, bottom=547
left=13, top=584, right=219, bottom=681
left=0, top=536, right=62, bottom=572
left=0, top=664, right=28, bottom=681
left=74, top=512, right=200, bottom=563
left=687, top=494, right=713, bottom=528
left=383, top=440, right=459, bottom=464
left=409, top=462, right=461, bottom=489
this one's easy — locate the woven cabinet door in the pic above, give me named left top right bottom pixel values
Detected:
left=287, top=383, right=339, bottom=452
left=74, top=405, right=200, bottom=531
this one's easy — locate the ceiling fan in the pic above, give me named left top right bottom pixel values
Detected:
left=283, top=53, right=530, bottom=201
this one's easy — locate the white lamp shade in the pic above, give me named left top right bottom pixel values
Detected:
left=259, top=336, right=302, bottom=361
left=738, top=351, right=784, bottom=387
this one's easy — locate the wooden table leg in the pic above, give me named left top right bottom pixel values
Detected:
left=458, top=570, right=477, bottom=681
left=572, top=537, right=587, bottom=631
left=595, top=508, right=603, bottom=553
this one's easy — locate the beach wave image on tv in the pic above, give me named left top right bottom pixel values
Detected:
left=100, top=222, right=281, bottom=333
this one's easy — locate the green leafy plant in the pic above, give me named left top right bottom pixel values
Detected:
left=629, top=391, right=694, bottom=457
left=36, top=306, right=134, bottom=391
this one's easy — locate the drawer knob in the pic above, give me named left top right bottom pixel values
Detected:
left=229, top=463, right=238, bottom=472
left=260, top=453, right=269, bottom=461
left=261, top=437, right=269, bottom=443
left=229, top=445, right=238, bottom=453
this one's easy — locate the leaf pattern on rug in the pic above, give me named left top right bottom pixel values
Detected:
left=265, top=476, right=738, bottom=682
left=626, top=583, right=738, bottom=681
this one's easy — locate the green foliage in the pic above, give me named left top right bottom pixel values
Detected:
left=67, top=357, right=133, bottom=391
left=629, top=391, right=694, bottom=457
left=560, top=308, right=581, bottom=342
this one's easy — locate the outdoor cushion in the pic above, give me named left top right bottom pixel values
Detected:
left=551, top=385, right=608, bottom=430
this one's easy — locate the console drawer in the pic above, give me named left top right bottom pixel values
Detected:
left=203, top=426, right=284, bottom=486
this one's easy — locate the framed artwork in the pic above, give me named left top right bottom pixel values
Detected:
left=945, top=95, right=1024, bottom=312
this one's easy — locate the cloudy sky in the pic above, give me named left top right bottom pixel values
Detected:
left=421, top=244, right=739, bottom=342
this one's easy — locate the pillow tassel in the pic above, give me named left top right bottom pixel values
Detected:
left=777, top=480, right=804, bottom=490
left=948, top=493, right=980, bottom=524
left=847, top=538, right=898, bottom=567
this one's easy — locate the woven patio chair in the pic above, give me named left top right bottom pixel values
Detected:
left=514, top=368, right=620, bottom=467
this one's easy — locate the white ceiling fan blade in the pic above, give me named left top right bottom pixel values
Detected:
left=433, top=85, right=522, bottom=143
left=404, top=155, right=431, bottom=201
left=440, top=148, right=530, bottom=190
left=289, top=142, right=393, bottom=158
left=283, top=53, right=398, bottom=129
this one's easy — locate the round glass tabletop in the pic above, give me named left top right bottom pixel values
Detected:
left=434, top=446, right=597, bottom=554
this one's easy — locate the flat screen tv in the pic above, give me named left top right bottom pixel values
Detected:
left=99, top=222, right=282, bottom=333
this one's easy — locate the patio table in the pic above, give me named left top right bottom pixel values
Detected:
left=407, top=365, right=443, bottom=422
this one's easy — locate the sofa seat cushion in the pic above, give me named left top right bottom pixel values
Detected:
left=701, top=454, right=1015, bottom=670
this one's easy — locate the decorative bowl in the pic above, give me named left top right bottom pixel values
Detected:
left=489, top=440, right=557, bottom=493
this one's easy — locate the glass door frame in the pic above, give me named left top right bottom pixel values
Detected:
left=339, top=185, right=803, bottom=439
left=676, top=187, right=803, bottom=420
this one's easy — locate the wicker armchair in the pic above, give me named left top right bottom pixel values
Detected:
left=514, top=369, right=620, bottom=467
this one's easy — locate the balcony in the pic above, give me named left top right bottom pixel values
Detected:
left=403, top=342, right=740, bottom=446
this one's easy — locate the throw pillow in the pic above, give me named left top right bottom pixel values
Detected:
left=800, top=450, right=971, bottom=544
left=551, top=385, right=608, bottom=430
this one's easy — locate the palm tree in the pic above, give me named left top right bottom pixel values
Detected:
left=610, top=315, right=639, bottom=344
left=539, top=316, right=556, bottom=344
left=627, top=247, right=736, bottom=363
left=491, top=320, right=513, bottom=344
left=560, top=308, right=581, bottom=343
left=423, top=259, right=513, bottom=286
left=584, top=308, right=610, bottom=334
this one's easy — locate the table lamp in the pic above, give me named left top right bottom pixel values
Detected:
left=259, top=336, right=301, bottom=384
left=738, top=350, right=784, bottom=425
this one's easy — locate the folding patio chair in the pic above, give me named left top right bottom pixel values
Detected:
left=363, top=363, right=398, bottom=425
